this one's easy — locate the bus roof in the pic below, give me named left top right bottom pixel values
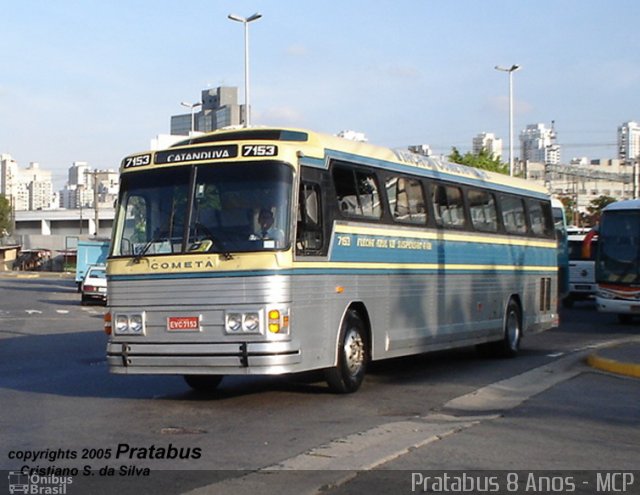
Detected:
left=124, top=126, right=550, bottom=198
left=602, top=199, right=640, bottom=212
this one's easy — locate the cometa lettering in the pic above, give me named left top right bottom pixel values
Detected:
left=150, top=260, right=215, bottom=270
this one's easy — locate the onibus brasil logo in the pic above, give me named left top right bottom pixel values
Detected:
left=8, top=471, right=73, bottom=494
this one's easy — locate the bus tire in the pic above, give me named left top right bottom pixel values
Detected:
left=477, top=299, right=522, bottom=358
left=325, top=310, right=368, bottom=394
left=184, top=374, right=223, bottom=392
left=498, top=299, right=522, bottom=357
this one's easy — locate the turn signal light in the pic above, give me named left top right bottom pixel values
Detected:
left=104, top=312, right=112, bottom=335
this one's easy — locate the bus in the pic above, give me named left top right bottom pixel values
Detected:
left=593, top=199, right=640, bottom=323
left=564, top=227, right=597, bottom=307
left=105, top=127, right=559, bottom=393
left=551, top=198, right=569, bottom=303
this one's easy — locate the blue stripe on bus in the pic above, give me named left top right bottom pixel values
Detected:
left=329, top=237, right=555, bottom=266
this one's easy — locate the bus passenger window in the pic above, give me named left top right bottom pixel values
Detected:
left=385, top=177, right=427, bottom=224
left=468, top=189, right=497, bottom=232
left=528, top=200, right=553, bottom=237
left=501, top=196, right=527, bottom=234
left=332, top=165, right=381, bottom=219
left=432, top=185, right=466, bottom=228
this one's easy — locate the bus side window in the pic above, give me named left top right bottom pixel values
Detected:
left=432, top=184, right=466, bottom=228
left=332, top=164, right=382, bottom=219
left=501, top=195, right=527, bottom=234
left=385, top=176, right=427, bottom=224
left=468, top=188, right=498, bottom=232
left=296, top=183, right=323, bottom=254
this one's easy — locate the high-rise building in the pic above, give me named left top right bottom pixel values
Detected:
left=170, top=87, right=245, bottom=135
left=520, top=123, right=560, bottom=165
left=617, top=121, right=640, bottom=164
left=472, top=132, right=503, bottom=160
left=1, top=155, right=53, bottom=211
left=24, top=163, right=53, bottom=210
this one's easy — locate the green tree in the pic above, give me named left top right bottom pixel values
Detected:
left=448, top=147, right=509, bottom=174
left=558, top=195, right=576, bottom=226
left=0, top=195, right=12, bottom=235
left=586, top=195, right=616, bottom=224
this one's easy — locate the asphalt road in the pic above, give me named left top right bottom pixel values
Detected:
left=0, top=273, right=638, bottom=495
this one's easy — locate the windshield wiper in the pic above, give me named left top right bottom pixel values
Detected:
left=132, top=236, right=167, bottom=263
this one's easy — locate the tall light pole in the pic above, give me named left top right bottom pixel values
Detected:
left=228, top=12, right=262, bottom=127
left=180, top=101, right=202, bottom=134
left=495, top=64, right=521, bottom=176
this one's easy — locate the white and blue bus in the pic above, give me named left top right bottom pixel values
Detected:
left=105, top=128, right=559, bottom=393
left=593, top=199, right=640, bottom=323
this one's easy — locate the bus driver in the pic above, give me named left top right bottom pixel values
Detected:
left=250, top=208, right=285, bottom=246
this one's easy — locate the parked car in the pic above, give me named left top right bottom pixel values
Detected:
left=81, top=265, right=107, bottom=305
left=564, top=228, right=597, bottom=307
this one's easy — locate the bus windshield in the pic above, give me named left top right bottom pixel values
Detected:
left=113, top=162, right=293, bottom=257
left=598, top=210, right=640, bottom=284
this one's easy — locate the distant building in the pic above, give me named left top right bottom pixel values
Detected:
left=408, top=144, right=432, bottom=157
left=0, top=155, right=54, bottom=211
left=617, top=121, right=640, bottom=164
left=170, top=87, right=245, bottom=135
left=337, top=130, right=368, bottom=142
left=59, top=162, right=119, bottom=210
left=520, top=123, right=560, bottom=166
left=472, top=132, right=503, bottom=160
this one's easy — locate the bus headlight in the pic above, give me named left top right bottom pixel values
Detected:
left=224, top=310, right=263, bottom=334
left=225, top=313, right=243, bottom=333
left=113, top=312, right=146, bottom=335
left=243, top=313, right=260, bottom=332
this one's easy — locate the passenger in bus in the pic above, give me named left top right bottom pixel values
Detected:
left=251, top=208, right=285, bottom=245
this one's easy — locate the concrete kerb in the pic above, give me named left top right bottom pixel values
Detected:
left=0, top=270, right=74, bottom=279
left=586, top=337, right=640, bottom=379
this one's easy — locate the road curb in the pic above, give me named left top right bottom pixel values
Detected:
left=586, top=352, right=640, bottom=379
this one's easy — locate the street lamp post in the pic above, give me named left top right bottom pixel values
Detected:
left=180, top=101, right=202, bottom=134
left=495, top=64, right=521, bottom=176
left=228, top=12, right=262, bottom=127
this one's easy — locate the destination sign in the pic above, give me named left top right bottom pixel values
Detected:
left=154, top=145, right=238, bottom=165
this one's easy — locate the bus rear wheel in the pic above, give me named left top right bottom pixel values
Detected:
left=325, top=310, right=368, bottom=394
left=184, top=374, right=223, bottom=392
left=478, top=299, right=522, bottom=358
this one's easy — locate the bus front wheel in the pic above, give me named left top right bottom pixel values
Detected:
left=184, top=374, right=223, bottom=392
left=325, top=310, right=368, bottom=394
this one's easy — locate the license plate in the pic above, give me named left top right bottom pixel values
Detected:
left=167, top=316, right=201, bottom=331
left=630, top=305, right=640, bottom=313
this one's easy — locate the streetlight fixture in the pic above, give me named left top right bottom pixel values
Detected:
left=180, top=101, right=202, bottom=134
left=228, top=12, right=262, bottom=127
left=495, top=64, right=521, bottom=176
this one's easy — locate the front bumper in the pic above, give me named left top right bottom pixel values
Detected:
left=106, top=340, right=302, bottom=375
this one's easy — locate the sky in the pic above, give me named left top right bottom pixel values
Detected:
left=1, top=1, right=639, bottom=188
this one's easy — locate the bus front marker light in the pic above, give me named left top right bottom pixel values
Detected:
left=268, top=308, right=289, bottom=334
